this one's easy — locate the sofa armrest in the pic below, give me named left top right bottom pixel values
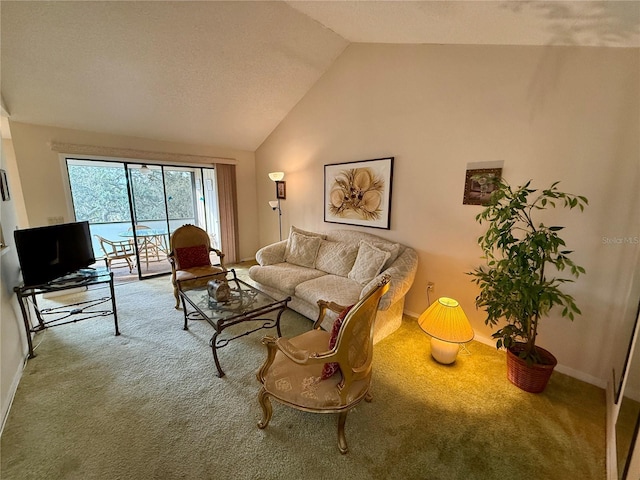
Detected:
left=255, top=240, right=287, bottom=265
left=361, top=247, right=418, bottom=310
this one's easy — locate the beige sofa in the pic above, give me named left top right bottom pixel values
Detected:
left=248, top=227, right=418, bottom=343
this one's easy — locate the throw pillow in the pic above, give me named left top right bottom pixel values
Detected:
left=175, top=245, right=211, bottom=270
left=314, top=240, right=359, bottom=277
left=321, top=305, right=354, bottom=380
left=369, top=242, right=401, bottom=270
left=284, top=232, right=322, bottom=268
left=289, top=225, right=327, bottom=240
left=347, top=241, right=391, bottom=285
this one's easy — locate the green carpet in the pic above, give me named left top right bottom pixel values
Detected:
left=1, top=268, right=605, bottom=479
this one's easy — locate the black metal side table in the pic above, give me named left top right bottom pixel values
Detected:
left=14, top=267, right=119, bottom=358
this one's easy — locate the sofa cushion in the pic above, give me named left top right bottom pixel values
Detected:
left=295, top=275, right=362, bottom=308
left=325, top=231, right=401, bottom=271
left=249, top=263, right=326, bottom=295
left=314, top=240, right=358, bottom=277
left=289, top=225, right=327, bottom=240
left=284, top=232, right=322, bottom=268
left=348, top=241, right=391, bottom=285
left=369, top=241, right=401, bottom=270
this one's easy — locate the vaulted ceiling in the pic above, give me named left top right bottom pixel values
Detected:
left=2, top=1, right=638, bottom=151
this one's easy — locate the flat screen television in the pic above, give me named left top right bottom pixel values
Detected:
left=14, top=221, right=96, bottom=287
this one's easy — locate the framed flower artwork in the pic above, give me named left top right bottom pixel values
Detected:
left=324, top=157, right=394, bottom=230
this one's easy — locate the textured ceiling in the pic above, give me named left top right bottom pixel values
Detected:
left=288, top=1, right=640, bottom=47
left=1, top=1, right=347, bottom=149
left=1, top=1, right=638, bottom=150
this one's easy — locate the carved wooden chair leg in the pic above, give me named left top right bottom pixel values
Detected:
left=257, top=387, right=273, bottom=429
left=172, top=282, right=180, bottom=309
left=337, top=410, right=349, bottom=454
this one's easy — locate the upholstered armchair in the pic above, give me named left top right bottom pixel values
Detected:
left=256, top=275, right=390, bottom=454
left=168, top=224, right=226, bottom=308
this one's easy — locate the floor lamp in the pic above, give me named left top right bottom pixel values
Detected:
left=268, top=172, right=284, bottom=241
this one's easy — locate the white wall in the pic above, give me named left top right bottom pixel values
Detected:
left=8, top=122, right=260, bottom=261
left=255, top=43, right=640, bottom=385
left=0, top=136, right=28, bottom=431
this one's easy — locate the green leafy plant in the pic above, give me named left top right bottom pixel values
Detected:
left=469, top=180, right=588, bottom=364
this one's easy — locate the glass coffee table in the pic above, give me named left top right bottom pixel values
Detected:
left=178, top=269, right=290, bottom=377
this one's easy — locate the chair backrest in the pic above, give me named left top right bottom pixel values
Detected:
left=95, top=235, right=118, bottom=256
left=170, top=224, right=211, bottom=250
left=169, top=225, right=212, bottom=269
left=95, top=235, right=130, bottom=256
left=334, top=275, right=390, bottom=391
left=95, top=235, right=108, bottom=256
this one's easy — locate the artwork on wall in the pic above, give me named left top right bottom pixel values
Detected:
left=276, top=181, right=286, bottom=200
left=324, top=157, right=394, bottom=230
left=0, top=169, right=10, bottom=201
left=462, top=167, right=502, bottom=205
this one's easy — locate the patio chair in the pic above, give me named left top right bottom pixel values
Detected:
left=168, top=224, right=226, bottom=309
left=256, top=275, right=390, bottom=454
left=95, top=235, right=136, bottom=273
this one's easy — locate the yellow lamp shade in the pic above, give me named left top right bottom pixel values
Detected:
left=418, top=297, right=474, bottom=344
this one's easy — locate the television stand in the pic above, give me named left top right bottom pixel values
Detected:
left=14, top=267, right=119, bottom=358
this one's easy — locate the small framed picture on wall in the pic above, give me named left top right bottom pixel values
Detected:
left=463, top=168, right=502, bottom=206
left=276, top=181, right=286, bottom=200
left=0, top=169, right=10, bottom=201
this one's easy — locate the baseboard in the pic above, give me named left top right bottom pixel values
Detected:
left=606, top=380, right=618, bottom=480
left=554, top=363, right=607, bottom=389
left=0, top=352, right=27, bottom=437
left=238, top=257, right=256, bottom=264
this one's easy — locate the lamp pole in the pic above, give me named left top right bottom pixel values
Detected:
left=268, top=171, right=285, bottom=242
left=277, top=198, right=282, bottom=241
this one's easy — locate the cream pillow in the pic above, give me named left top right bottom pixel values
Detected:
left=284, top=232, right=322, bottom=268
left=315, top=240, right=359, bottom=277
left=369, top=241, right=401, bottom=270
left=289, top=225, right=327, bottom=240
left=348, top=241, right=391, bottom=285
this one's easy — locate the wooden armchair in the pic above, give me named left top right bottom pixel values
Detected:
left=95, top=235, right=136, bottom=273
left=256, top=275, right=391, bottom=454
left=168, top=224, right=226, bottom=309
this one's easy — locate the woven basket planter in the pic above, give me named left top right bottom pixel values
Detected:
left=506, top=344, right=557, bottom=393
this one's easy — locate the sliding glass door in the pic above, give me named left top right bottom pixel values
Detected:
left=66, top=159, right=220, bottom=280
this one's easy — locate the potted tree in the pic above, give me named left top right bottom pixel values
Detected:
left=470, top=180, right=588, bottom=393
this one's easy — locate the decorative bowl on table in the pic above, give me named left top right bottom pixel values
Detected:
left=207, top=279, right=231, bottom=304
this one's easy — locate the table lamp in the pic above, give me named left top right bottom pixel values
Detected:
left=418, top=296, right=474, bottom=364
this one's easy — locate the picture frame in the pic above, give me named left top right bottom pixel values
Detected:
left=0, top=169, right=10, bottom=201
left=276, top=181, right=286, bottom=200
left=324, top=157, right=394, bottom=230
left=463, top=167, right=502, bottom=206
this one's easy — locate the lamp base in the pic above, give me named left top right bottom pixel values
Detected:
left=430, top=338, right=460, bottom=364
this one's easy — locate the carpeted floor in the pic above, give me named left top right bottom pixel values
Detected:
left=1, top=266, right=606, bottom=479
